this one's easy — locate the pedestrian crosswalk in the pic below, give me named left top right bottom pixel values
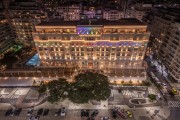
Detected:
left=121, top=90, right=144, bottom=98
left=0, top=88, right=29, bottom=99
left=168, top=101, right=180, bottom=108
left=10, top=95, right=19, bottom=99
left=122, top=90, right=134, bottom=96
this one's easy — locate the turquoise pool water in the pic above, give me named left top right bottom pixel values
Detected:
left=26, top=53, right=40, bottom=66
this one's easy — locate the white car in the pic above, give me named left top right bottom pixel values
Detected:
left=101, top=117, right=110, bottom=120
left=10, top=108, right=15, bottom=116
left=150, top=72, right=155, bottom=77
left=61, top=107, right=66, bottom=116
left=154, top=77, right=159, bottom=82
left=162, top=83, right=167, bottom=88
left=157, top=82, right=161, bottom=85
left=157, top=94, right=161, bottom=99
left=27, top=109, right=33, bottom=116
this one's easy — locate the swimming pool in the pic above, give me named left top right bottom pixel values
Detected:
left=26, top=53, right=40, bottom=66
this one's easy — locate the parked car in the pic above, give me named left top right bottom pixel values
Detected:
left=101, top=116, right=110, bottom=120
left=5, top=108, right=13, bottom=116
left=27, top=109, right=33, bottom=116
left=81, top=109, right=89, bottom=117
left=37, top=108, right=43, bottom=116
left=154, top=77, right=159, bottom=82
left=85, top=110, right=89, bottom=117
left=34, top=116, right=39, bottom=120
left=87, top=117, right=95, bottom=120
left=126, top=110, right=132, bottom=118
left=172, top=88, right=179, bottom=95
left=29, top=116, right=33, bottom=120
left=43, top=109, right=49, bottom=116
left=61, top=107, right=66, bottom=116
left=54, top=109, right=61, bottom=116
left=91, top=110, right=99, bottom=117
left=10, top=108, right=16, bottom=116
left=14, top=108, right=22, bottom=116
left=81, top=109, right=85, bottom=117
left=112, top=109, right=117, bottom=118
left=150, top=72, right=155, bottom=78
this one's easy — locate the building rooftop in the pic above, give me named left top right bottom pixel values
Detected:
left=37, top=18, right=145, bottom=26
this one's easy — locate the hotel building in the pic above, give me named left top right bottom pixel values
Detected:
left=33, top=18, right=150, bottom=70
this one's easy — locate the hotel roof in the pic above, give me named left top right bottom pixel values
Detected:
left=37, top=18, right=146, bottom=26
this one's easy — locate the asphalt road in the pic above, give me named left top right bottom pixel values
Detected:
left=167, top=108, right=180, bottom=120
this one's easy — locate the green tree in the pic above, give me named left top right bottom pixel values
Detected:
left=47, top=78, right=69, bottom=103
left=38, top=83, right=47, bottom=94
left=68, top=72, right=111, bottom=104
left=141, top=81, right=151, bottom=86
left=148, top=94, right=156, bottom=101
left=157, top=84, right=163, bottom=89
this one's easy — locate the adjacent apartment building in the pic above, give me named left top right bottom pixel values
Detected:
left=8, top=0, right=47, bottom=45
left=158, top=20, right=180, bottom=82
left=126, top=2, right=152, bottom=21
left=33, top=18, right=150, bottom=70
left=0, top=2, right=14, bottom=55
left=53, top=4, right=80, bottom=21
left=146, top=8, right=180, bottom=82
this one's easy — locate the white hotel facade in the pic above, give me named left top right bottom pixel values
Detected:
left=33, top=18, right=150, bottom=71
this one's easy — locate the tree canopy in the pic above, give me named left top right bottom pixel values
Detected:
left=68, top=72, right=111, bottom=104
left=39, top=72, right=111, bottom=104
left=46, top=78, right=69, bottom=103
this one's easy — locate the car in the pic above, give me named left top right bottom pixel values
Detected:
left=54, top=111, right=58, bottom=117
left=87, top=117, right=95, bottom=120
left=29, top=116, right=33, bottom=120
left=5, top=108, right=13, bottom=116
left=27, top=109, right=33, bottom=116
left=91, top=110, right=99, bottom=117
left=157, top=94, right=161, bottom=99
left=43, top=109, right=49, bottom=116
left=14, top=108, right=22, bottom=116
left=154, top=77, right=159, bottom=81
left=10, top=108, right=16, bottom=116
left=54, top=109, right=61, bottom=116
left=156, top=80, right=160, bottom=83
left=101, top=116, right=110, bottom=120
left=37, top=108, right=43, bottom=116
left=172, top=88, right=179, bottom=95
left=61, top=107, right=66, bottom=116
left=168, top=90, right=175, bottom=98
left=126, top=110, right=132, bottom=118
left=85, top=110, right=89, bottom=117
left=150, top=72, right=155, bottom=77
left=34, top=116, right=39, bottom=120
left=81, top=109, right=84, bottom=117
left=112, top=109, right=117, bottom=118
left=162, top=83, right=167, bottom=88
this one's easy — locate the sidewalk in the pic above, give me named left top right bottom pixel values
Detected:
left=0, top=77, right=73, bottom=86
